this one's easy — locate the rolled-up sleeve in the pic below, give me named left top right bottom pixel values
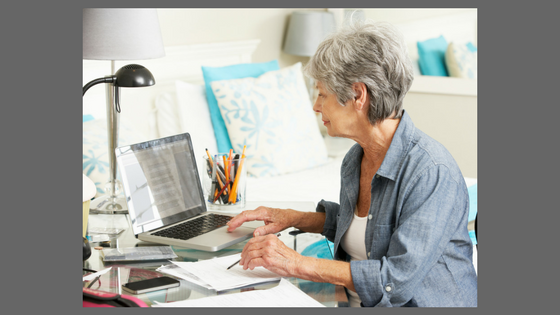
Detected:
left=316, top=199, right=340, bottom=243
left=351, top=165, right=469, bottom=307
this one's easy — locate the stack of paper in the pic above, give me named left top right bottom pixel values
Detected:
left=157, top=253, right=281, bottom=291
left=153, top=278, right=325, bottom=307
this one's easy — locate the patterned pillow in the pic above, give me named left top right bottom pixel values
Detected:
left=201, top=60, right=280, bottom=153
left=445, top=42, right=477, bottom=79
left=83, top=118, right=146, bottom=197
left=210, top=62, right=328, bottom=177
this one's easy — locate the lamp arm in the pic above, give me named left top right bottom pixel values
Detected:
left=82, top=76, right=116, bottom=96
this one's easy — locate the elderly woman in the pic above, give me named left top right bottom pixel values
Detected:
left=226, top=21, right=477, bottom=307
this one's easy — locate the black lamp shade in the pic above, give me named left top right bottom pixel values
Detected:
left=114, top=64, right=155, bottom=87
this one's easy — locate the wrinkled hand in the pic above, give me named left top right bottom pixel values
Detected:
left=239, top=233, right=304, bottom=277
left=226, top=206, right=293, bottom=237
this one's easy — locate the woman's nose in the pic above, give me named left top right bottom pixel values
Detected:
left=312, top=98, right=321, bottom=113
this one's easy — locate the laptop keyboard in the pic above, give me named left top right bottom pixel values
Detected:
left=151, top=213, right=232, bottom=241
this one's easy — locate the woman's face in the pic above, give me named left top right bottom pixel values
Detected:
left=313, top=81, right=356, bottom=138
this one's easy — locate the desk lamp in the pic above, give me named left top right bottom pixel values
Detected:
left=83, top=9, right=165, bottom=214
left=283, top=11, right=336, bottom=101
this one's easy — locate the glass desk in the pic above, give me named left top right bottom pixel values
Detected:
left=83, top=210, right=348, bottom=307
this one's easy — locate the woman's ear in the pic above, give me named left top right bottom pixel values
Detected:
left=352, top=82, right=368, bottom=111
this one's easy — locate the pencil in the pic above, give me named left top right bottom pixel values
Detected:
left=223, top=155, right=229, bottom=183
left=214, top=180, right=230, bottom=203
left=205, top=149, right=214, bottom=166
left=226, top=233, right=281, bottom=270
left=228, top=153, right=245, bottom=204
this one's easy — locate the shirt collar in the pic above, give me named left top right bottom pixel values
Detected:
left=377, top=110, right=415, bottom=181
left=341, top=110, right=416, bottom=181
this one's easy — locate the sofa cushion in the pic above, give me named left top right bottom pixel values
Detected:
left=417, top=35, right=449, bottom=76
left=210, top=62, right=328, bottom=177
left=202, top=60, right=280, bottom=153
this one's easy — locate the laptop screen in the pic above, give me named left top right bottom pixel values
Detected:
left=115, top=133, right=207, bottom=236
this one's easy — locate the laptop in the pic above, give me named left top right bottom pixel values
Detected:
left=115, top=133, right=262, bottom=252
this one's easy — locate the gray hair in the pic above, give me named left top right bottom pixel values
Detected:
left=303, top=20, right=414, bottom=125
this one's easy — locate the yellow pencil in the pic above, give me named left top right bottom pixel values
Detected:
left=205, top=149, right=214, bottom=166
left=228, top=154, right=245, bottom=204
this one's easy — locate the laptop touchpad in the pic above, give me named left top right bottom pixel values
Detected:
left=241, top=220, right=265, bottom=229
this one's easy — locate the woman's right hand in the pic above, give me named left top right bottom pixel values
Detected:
left=226, top=206, right=295, bottom=236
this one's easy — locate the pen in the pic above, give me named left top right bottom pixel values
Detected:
left=226, top=233, right=281, bottom=270
left=209, top=155, right=218, bottom=202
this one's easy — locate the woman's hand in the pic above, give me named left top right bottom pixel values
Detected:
left=239, top=233, right=305, bottom=277
left=226, top=206, right=295, bottom=236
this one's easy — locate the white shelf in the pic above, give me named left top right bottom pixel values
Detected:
left=409, top=75, right=477, bottom=97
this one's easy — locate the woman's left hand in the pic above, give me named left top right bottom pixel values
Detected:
left=239, top=233, right=304, bottom=277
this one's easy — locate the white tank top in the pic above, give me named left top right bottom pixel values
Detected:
left=340, top=206, right=368, bottom=307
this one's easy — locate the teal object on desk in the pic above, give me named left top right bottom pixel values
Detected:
left=468, top=184, right=477, bottom=222
left=201, top=60, right=280, bottom=153
left=468, top=183, right=478, bottom=245
left=301, top=239, right=334, bottom=260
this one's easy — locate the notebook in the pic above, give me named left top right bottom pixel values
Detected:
left=115, top=133, right=262, bottom=252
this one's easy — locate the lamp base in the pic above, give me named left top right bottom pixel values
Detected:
left=89, top=195, right=129, bottom=214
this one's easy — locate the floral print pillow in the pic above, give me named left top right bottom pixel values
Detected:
left=211, top=63, right=328, bottom=177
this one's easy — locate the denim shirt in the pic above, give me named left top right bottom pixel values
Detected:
left=317, top=111, right=477, bottom=307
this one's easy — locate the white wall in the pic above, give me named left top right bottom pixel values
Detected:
left=156, top=8, right=324, bottom=68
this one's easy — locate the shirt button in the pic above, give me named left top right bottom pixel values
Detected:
left=367, top=252, right=371, bottom=258
left=368, top=214, right=372, bottom=220
left=385, top=285, right=392, bottom=292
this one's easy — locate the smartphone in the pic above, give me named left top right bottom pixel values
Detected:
left=121, top=277, right=180, bottom=294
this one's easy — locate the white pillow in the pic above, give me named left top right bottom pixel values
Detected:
left=210, top=62, right=329, bottom=177
left=445, top=42, right=477, bottom=79
left=175, top=80, right=218, bottom=182
left=83, top=118, right=146, bottom=197
left=155, top=92, right=182, bottom=138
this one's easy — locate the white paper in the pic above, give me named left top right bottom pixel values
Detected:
left=169, top=253, right=281, bottom=291
left=156, top=264, right=211, bottom=288
left=83, top=267, right=112, bottom=281
left=153, top=278, right=325, bottom=307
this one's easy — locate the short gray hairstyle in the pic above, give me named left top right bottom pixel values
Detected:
left=303, top=20, right=414, bottom=125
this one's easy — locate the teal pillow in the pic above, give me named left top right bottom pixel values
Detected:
left=83, top=114, right=94, bottom=123
left=417, top=35, right=449, bottom=76
left=202, top=60, right=280, bottom=153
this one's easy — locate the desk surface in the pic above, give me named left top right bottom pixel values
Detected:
left=83, top=201, right=347, bottom=307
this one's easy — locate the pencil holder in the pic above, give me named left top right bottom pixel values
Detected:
left=202, top=153, right=247, bottom=211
